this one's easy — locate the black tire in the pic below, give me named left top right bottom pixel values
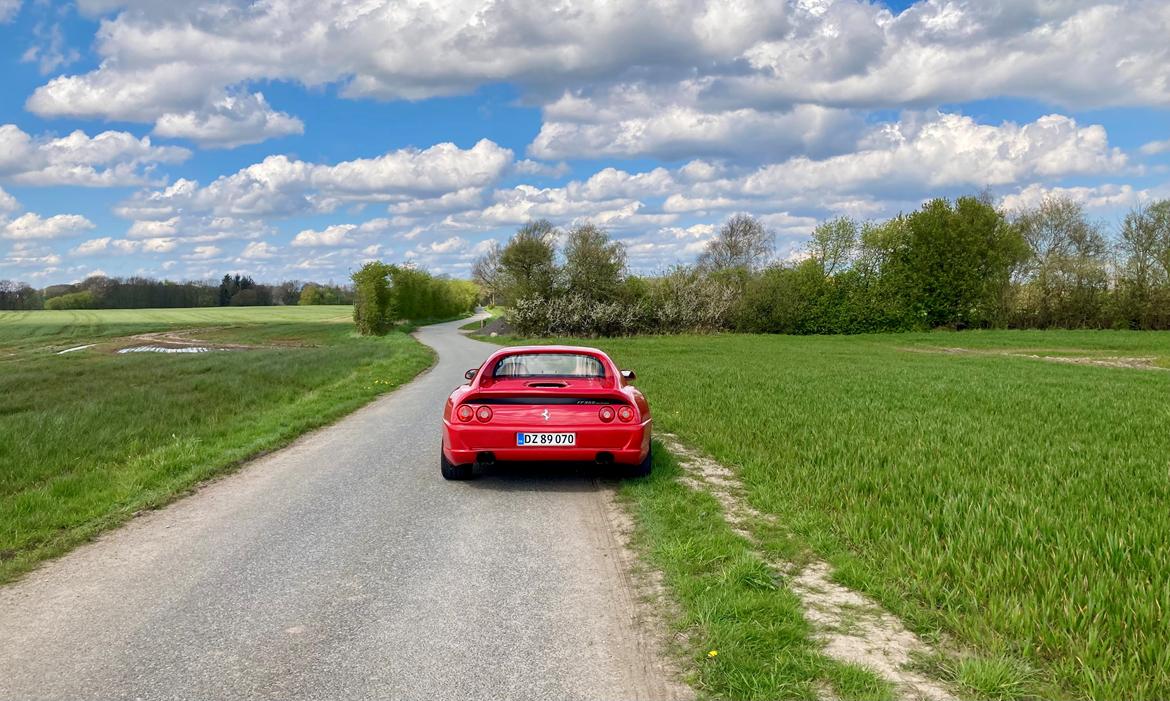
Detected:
left=628, top=444, right=652, bottom=478
left=441, top=450, right=474, bottom=480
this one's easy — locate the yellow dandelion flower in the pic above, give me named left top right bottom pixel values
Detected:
left=707, top=650, right=718, bottom=658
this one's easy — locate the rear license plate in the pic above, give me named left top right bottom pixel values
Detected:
left=516, top=432, right=576, bottom=447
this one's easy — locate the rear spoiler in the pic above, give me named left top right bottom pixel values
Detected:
left=463, top=394, right=630, bottom=406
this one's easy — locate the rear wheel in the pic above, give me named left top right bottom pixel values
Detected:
left=441, top=449, right=474, bottom=480
left=628, top=444, right=652, bottom=478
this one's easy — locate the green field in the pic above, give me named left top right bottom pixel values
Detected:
left=534, top=330, right=1169, bottom=700
left=0, top=306, right=432, bottom=582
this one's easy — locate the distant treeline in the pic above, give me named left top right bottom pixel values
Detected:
left=352, top=262, right=478, bottom=334
left=0, top=274, right=354, bottom=311
left=477, top=195, right=1170, bottom=337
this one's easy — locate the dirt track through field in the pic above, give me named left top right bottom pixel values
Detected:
left=907, top=345, right=1168, bottom=371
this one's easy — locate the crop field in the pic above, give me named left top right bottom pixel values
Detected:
left=568, top=330, right=1170, bottom=700
left=0, top=306, right=432, bottom=583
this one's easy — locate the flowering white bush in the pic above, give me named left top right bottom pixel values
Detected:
left=507, top=269, right=735, bottom=337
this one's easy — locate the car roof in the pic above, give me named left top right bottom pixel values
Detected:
left=482, top=345, right=613, bottom=367
left=499, top=345, right=606, bottom=355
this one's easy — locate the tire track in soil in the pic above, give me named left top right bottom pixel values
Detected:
left=659, top=433, right=957, bottom=701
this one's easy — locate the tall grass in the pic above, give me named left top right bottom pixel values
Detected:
left=593, top=330, right=1170, bottom=699
left=0, top=307, right=432, bottom=582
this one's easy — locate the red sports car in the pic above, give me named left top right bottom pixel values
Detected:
left=441, top=345, right=652, bottom=480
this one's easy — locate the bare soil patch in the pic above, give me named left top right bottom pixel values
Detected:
left=112, top=328, right=259, bottom=353
left=1016, top=353, right=1164, bottom=370
left=45, top=327, right=317, bottom=356
left=906, top=346, right=1167, bottom=371
left=116, top=345, right=227, bottom=354
left=465, top=316, right=513, bottom=337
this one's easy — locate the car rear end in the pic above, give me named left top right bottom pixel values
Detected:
left=444, top=381, right=651, bottom=467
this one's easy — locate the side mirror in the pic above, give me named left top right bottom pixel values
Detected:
left=464, top=368, right=478, bottom=381
left=621, top=369, right=636, bottom=382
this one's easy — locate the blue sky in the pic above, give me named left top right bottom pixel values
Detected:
left=1, top=0, right=1168, bottom=285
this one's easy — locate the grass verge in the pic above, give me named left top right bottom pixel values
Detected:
left=0, top=306, right=434, bottom=583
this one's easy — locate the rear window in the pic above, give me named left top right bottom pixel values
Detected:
left=492, top=353, right=605, bottom=379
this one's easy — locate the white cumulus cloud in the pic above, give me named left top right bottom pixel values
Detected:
left=2, top=212, right=95, bottom=240
left=152, top=92, right=304, bottom=148
left=118, top=139, right=513, bottom=220
left=532, top=91, right=863, bottom=162
left=999, top=183, right=1153, bottom=212
left=184, top=245, right=222, bottom=260
left=69, top=236, right=177, bottom=255
left=0, top=124, right=189, bottom=187
left=71, top=237, right=113, bottom=255
left=292, top=224, right=356, bottom=247
left=239, top=241, right=279, bottom=259
left=1140, top=139, right=1170, bottom=156
left=737, top=113, right=1126, bottom=197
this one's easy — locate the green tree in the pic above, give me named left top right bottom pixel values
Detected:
left=351, top=262, right=396, bottom=335
left=1013, top=196, right=1111, bottom=327
left=852, top=217, right=920, bottom=331
left=44, top=291, right=97, bottom=310
left=806, top=217, right=859, bottom=277
left=388, top=265, right=430, bottom=320
left=561, top=223, right=627, bottom=301
left=217, top=274, right=234, bottom=306
left=298, top=284, right=323, bottom=306
left=883, top=196, right=1027, bottom=328
left=735, top=263, right=821, bottom=333
left=499, top=220, right=558, bottom=303
left=1115, top=200, right=1170, bottom=329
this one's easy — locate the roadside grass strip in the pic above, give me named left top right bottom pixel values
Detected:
left=619, top=442, right=896, bottom=701
left=657, top=433, right=957, bottom=701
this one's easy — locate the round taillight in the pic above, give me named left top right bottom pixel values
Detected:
left=617, top=406, right=635, bottom=422
left=476, top=406, right=493, bottom=422
left=456, top=405, right=474, bottom=422
left=598, top=406, right=615, bottom=422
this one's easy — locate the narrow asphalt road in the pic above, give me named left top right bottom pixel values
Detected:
left=0, top=317, right=686, bottom=701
